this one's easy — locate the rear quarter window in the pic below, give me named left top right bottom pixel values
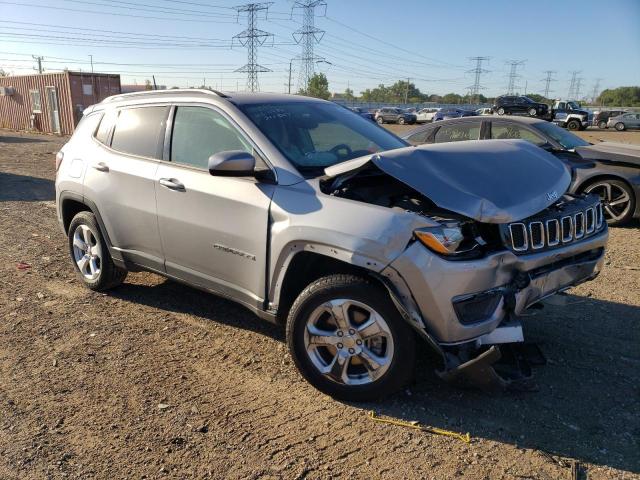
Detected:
left=73, top=112, right=102, bottom=140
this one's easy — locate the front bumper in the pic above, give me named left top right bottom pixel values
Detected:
left=384, top=228, right=607, bottom=344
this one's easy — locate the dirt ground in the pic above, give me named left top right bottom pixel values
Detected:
left=0, top=127, right=639, bottom=480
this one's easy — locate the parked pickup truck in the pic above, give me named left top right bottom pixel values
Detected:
left=552, top=100, right=591, bottom=130
left=55, top=90, right=607, bottom=400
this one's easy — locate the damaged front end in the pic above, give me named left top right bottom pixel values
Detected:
left=321, top=139, right=608, bottom=391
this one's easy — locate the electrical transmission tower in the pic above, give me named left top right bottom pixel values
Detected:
left=505, top=60, right=525, bottom=95
left=590, top=78, right=603, bottom=103
left=541, top=70, right=556, bottom=98
left=233, top=3, right=274, bottom=92
left=291, top=0, right=327, bottom=92
left=567, top=70, right=581, bottom=99
left=467, top=56, right=490, bottom=103
left=574, top=77, right=584, bottom=100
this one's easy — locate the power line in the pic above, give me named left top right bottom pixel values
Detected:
left=505, top=60, right=525, bottom=95
left=541, top=70, right=556, bottom=98
left=467, top=56, right=490, bottom=102
left=292, top=0, right=326, bottom=92
left=233, top=3, right=274, bottom=92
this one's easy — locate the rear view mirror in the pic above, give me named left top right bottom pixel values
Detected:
left=208, top=150, right=256, bottom=177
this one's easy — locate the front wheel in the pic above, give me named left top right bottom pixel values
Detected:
left=615, top=122, right=625, bottom=131
left=397, top=117, right=406, bottom=125
left=497, top=107, right=505, bottom=115
left=286, top=275, right=416, bottom=401
left=598, top=120, right=607, bottom=129
left=528, top=107, right=537, bottom=116
left=68, top=211, right=127, bottom=290
left=567, top=119, right=580, bottom=131
left=584, top=179, right=635, bottom=226
left=376, top=117, right=384, bottom=125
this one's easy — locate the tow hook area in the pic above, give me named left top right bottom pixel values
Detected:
left=438, top=343, right=546, bottom=392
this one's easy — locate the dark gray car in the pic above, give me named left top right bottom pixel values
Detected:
left=55, top=90, right=607, bottom=400
left=404, top=116, right=640, bottom=225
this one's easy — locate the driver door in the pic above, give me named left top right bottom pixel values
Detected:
left=155, top=105, right=276, bottom=308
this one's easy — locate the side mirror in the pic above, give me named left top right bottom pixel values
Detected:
left=208, top=150, right=256, bottom=177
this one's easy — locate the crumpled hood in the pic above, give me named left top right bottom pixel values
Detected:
left=575, top=141, right=640, bottom=167
left=325, top=139, right=571, bottom=223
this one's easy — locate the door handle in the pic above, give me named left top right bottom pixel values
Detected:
left=93, top=162, right=109, bottom=172
left=159, top=178, right=185, bottom=191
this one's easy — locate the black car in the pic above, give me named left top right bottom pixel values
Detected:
left=374, top=107, right=417, bottom=125
left=403, top=116, right=640, bottom=226
left=349, top=106, right=375, bottom=122
left=493, top=95, right=549, bottom=118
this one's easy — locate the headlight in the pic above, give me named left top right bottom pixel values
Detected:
left=414, top=222, right=480, bottom=257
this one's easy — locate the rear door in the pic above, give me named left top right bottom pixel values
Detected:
left=83, top=105, right=168, bottom=270
left=154, top=104, right=275, bottom=308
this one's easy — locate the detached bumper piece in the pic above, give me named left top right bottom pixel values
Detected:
left=438, top=342, right=546, bottom=392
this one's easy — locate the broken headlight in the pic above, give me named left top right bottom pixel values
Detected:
left=414, top=221, right=481, bottom=258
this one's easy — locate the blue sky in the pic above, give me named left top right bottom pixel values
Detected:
left=1, top=0, right=638, bottom=98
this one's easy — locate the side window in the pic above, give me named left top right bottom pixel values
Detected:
left=171, top=106, right=251, bottom=169
left=94, top=109, right=117, bottom=145
left=111, top=106, right=169, bottom=159
left=406, top=129, right=432, bottom=145
left=491, top=123, right=546, bottom=145
left=434, top=123, right=480, bottom=143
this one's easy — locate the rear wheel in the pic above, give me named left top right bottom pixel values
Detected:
left=286, top=275, right=416, bottom=401
left=615, top=122, right=625, bottom=131
left=598, top=120, right=607, bottom=129
left=68, top=211, right=127, bottom=290
left=584, top=179, right=635, bottom=226
left=567, top=119, right=580, bottom=131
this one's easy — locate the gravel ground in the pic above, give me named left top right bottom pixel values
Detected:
left=0, top=128, right=639, bottom=479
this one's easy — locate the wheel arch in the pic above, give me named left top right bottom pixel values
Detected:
left=576, top=173, right=635, bottom=197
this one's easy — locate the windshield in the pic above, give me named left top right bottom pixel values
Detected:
left=536, top=121, right=590, bottom=149
left=239, top=101, right=407, bottom=176
left=521, top=96, right=535, bottom=103
left=567, top=101, right=581, bottom=110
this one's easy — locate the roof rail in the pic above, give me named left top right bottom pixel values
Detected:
left=101, top=88, right=229, bottom=104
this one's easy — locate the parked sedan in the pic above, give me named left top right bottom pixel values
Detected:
left=432, top=108, right=477, bottom=122
left=403, top=116, right=640, bottom=225
left=607, top=112, right=640, bottom=131
left=476, top=107, right=493, bottom=116
left=374, top=107, right=417, bottom=125
left=349, top=106, right=375, bottom=121
left=415, top=107, right=440, bottom=123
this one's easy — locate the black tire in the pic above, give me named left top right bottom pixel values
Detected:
left=497, top=107, right=505, bottom=115
left=68, top=211, right=127, bottom=291
left=376, top=116, right=384, bottom=125
left=567, top=119, right=580, bottom=131
left=598, top=120, right=607, bottom=129
left=528, top=107, right=537, bottom=117
left=286, top=274, right=416, bottom=402
left=584, top=179, right=636, bottom=226
left=615, top=122, right=625, bottom=131
left=397, top=117, right=406, bottom=125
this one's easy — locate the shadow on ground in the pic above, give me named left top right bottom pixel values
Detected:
left=112, top=279, right=640, bottom=474
left=0, top=135, right=48, bottom=143
left=0, top=172, right=55, bottom=201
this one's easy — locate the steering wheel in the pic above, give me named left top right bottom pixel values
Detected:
left=329, top=143, right=353, bottom=159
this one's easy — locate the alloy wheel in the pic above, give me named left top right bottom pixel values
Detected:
left=72, top=224, right=102, bottom=280
left=303, top=298, right=394, bottom=386
left=584, top=182, right=632, bottom=223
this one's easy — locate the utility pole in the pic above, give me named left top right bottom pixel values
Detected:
left=233, top=3, right=274, bottom=92
left=287, top=60, right=293, bottom=94
left=32, top=55, right=44, bottom=74
left=467, top=56, right=490, bottom=104
left=567, top=70, right=581, bottom=99
left=524, top=80, right=528, bottom=95
left=541, top=70, right=556, bottom=98
left=89, top=54, right=94, bottom=74
left=404, top=77, right=410, bottom=104
left=292, top=0, right=327, bottom=92
left=505, top=60, right=525, bottom=95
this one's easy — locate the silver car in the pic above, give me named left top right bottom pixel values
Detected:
left=607, top=112, right=640, bottom=131
left=55, top=90, right=607, bottom=400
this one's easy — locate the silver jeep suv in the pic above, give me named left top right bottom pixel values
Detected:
left=55, top=90, right=607, bottom=400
